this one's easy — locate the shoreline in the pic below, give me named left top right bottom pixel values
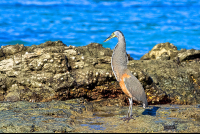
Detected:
left=0, top=99, right=199, bottom=132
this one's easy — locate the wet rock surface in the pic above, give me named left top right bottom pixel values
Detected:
left=0, top=99, right=199, bottom=133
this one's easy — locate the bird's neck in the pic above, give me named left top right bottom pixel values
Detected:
left=111, top=36, right=128, bottom=81
left=117, top=36, right=126, bottom=49
left=116, top=36, right=126, bottom=55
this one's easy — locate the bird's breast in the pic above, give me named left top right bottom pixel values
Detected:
left=119, top=73, right=132, bottom=98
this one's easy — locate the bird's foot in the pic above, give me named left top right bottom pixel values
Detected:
left=120, top=115, right=135, bottom=122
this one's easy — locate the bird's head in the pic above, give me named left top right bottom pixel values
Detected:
left=104, top=30, right=122, bottom=42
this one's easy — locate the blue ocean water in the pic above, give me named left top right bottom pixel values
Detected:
left=0, top=0, right=200, bottom=59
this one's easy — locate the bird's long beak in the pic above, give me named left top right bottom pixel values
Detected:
left=104, top=33, right=116, bottom=42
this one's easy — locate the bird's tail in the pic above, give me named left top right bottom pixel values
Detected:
left=142, top=99, right=148, bottom=108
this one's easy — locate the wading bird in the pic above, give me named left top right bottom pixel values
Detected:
left=104, top=30, right=148, bottom=121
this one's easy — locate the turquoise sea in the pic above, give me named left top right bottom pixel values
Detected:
left=0, top=0, right=200, bottom=59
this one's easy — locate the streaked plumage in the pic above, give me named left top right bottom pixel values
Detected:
left=104, top=30, right=148, bottom=120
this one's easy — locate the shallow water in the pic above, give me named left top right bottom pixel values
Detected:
left=0, top=0, right=200, bottom=59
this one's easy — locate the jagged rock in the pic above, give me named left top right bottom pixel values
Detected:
left=1, top=44, right=25, bottom=57
left=128, top=60, right=200, bottom=104
left=141, top=42, right=200, bottom=63
left=0, top=48, right=4, bottom=57
left=174, top=49, right=200, bottom=62
left=5, top=91, right=20, bottom=102
left=0, top=41, right=199, bottom=105
left=4, top=84, right=21, bottom=102
left=39, top=40, right=66, bottom=48
left=141, top=42, right=178, bottom=60
left=0, top=77, right=5, bottom=101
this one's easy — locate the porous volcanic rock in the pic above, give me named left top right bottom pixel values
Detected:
left=0, top=41, right=199, bottom=105
left=128, top=60, right=200, bottom=104
left=139, top=42, right=200, bottom=104
left=140, top=42, right=200, bottom=63
left=140, top=42, right=178, bottom=60
left=0, top=41, right=166, bottom=106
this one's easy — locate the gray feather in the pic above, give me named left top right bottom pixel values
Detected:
left=124, top=69, right=148, bottom=108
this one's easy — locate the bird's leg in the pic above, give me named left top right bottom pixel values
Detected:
left=121, top=98, right=135, bottom=122
left=128, top=98, right=134, bottom=119
left=126, top=100, right=131, bottom=117
left=129, top=98, right=133, bottom=117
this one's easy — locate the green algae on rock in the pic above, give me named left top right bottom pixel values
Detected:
left=0, top=99, right=199, bottom=133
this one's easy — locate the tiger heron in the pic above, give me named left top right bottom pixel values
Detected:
left=104, top=30, right=148, bottom=121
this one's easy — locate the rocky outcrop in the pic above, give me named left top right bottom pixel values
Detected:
left=0, top=41, right=199, bottom=105
left=139, top=42, right=200, bottom=104
left=140, top=42, right=178, bottom=60
left=128, top=60, right=200, bottom=104
left=140, top=42, right=200, bottom=62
